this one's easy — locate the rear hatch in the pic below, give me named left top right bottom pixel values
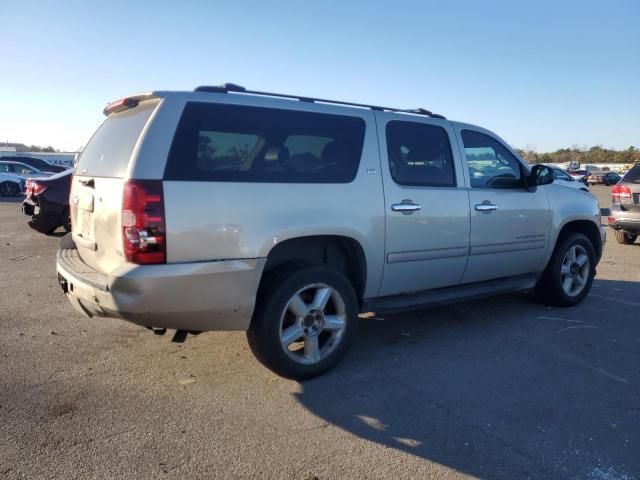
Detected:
left=71, top=97, right=160, bottom=274
left=621, top=166, right=640, bottom=212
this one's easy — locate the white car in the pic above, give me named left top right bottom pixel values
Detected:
left=0, top=160, right=53, bottom=179
left=0, top=172, right=25, bottom=196
left=551, top=167, right=590, bottom=191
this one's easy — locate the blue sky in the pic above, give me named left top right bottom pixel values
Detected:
left=1, top=0, right=638, bottom=152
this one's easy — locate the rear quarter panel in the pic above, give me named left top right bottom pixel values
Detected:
left=161, top=98, right=386, bottom=298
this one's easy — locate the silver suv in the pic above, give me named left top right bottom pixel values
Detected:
left=608, top=164, right=640, bottom=244
left=57, top=84, right=605, bottom=379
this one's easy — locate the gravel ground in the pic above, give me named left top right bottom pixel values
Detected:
left=1, top=185, right=639, bottom=479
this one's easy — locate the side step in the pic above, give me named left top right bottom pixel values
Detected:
left=362, top=273, right=538, bottom=315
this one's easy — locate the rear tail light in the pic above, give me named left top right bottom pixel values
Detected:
left=121, top=180, right=166, bottom=264
left=32, top=182, right=48, bottom=196
left=24, top=179, right=47, bottom=196
left=612, top=184, right=632, bottom=204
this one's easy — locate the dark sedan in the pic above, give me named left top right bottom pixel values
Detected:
left=0, top=155, right=68, bottom=173
left=603, top=172, right=621, bottom=186
left=22, top=170, right=71, bottom=234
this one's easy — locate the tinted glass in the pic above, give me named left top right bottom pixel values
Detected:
left=622, top=165, right=640, bottom=183
left=461, top=130, right=522, bottom=188
left=75, top=100, right=159, bottom=178
left=385, top=121, right=455, bottom=187
left=165, top=102, right=366, bottom=183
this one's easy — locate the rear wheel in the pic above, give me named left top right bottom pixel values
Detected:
left=247, top=266, right=357, bottom=380
left=536, top=233, right=595, bottom=307
left=0, top=181, right=19, bottom=197
left=614, top=230, right=637, bottom=245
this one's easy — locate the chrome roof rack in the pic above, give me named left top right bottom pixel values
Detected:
left=194, top=83, right=446, bottom=119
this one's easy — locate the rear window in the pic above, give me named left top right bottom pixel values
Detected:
left=165, top=102, right=366, bottom=183
left=75, top=101, right=158, bottom=178
left=622, top=165, right=640, bottom=183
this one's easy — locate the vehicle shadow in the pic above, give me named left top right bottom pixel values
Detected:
left=294, top=280, right=640, bottom=478
left=0, top=196, right=23, bottom=203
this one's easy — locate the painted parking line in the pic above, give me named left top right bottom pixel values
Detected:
left=590, top=293, right=640, bottom=308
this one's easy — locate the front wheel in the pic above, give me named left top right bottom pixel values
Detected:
left=535, top=233, right=596, bottom=307
left=614, top=230, right=637, bottom=245
left=247, top=266, right=357, bottom=380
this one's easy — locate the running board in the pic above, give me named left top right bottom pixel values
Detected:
left=362, top=274, right=538, bottom=315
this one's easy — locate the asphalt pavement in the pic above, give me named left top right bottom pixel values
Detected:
left=1, top=186, right=639, bottom=479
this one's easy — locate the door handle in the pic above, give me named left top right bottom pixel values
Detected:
left=391, top=200, right=421, bottom=214
left=475, top=202, right=498, bottom=212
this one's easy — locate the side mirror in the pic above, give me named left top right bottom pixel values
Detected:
left=530, top=164, right=555, bottom=187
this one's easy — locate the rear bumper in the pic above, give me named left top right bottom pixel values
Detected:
left=23, top=197, right=67, bottom=233
left=608, top=206, right=640, bottom=234
left=56, top=236, right=266, bottom=331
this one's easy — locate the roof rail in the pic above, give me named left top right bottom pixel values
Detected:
left=194, top=83, right=446, bottom=119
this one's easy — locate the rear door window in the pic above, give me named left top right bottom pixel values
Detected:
left=165, top=102, right=366, bottom=183
left=75, top=100, right=159, bottom=178
left=385, top=121, right=456, bottom=187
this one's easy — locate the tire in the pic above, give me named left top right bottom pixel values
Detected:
left=535, top=233, right=596, bottom=307
left=0, top=181, right=19, bottom=197
left=247, top=266, right=358, bottom=380
left=614, top=230, right=637, bottom=245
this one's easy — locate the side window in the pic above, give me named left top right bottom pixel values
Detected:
left=0, top=163, right=9, bottom=173
left=554, top=169, right=571, bottom=181
left=197, top=131, right=259, bottom=172
left=166, top=103, right=366, bottom=183
left=385, top=121, right=456, bottom=187
left=461, top=130, right=523, bottom=189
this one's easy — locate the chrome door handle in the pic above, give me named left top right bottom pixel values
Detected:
left=391, top=200, right=421, bottom=214
left=475, top=202, right=498, bottom=212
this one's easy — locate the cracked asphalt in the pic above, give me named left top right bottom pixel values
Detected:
left=1, top=185, right=639, bottom=479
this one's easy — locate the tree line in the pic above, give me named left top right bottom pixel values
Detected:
left=515, top=146, right=640, bottom=165
left=2, top=142, right=58, bottom=153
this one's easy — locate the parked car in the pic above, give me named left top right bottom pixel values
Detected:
left=609, top=164, right=640, bottom=244
left=568, top=169, right=590, bottom=184
left=0, top=172, right=25, bottom=196
left=56, top=84, right=605, bottom=379
left=0, top=155, right=68, bottom=173
left=586, top=171, right=605, bottom=185
left=0, top=160, right=53, bottom=179
left=22, top=170, right=72, bottom=234
left=602, top=172, right=621, bottom=186
left=549, top=166, right=590, bottom=192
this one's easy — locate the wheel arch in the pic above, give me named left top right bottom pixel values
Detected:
left=260, top=234, right=368, bottom=305
left=552, top=219, right=603, bottom=263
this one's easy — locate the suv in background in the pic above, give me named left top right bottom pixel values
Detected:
left=609, top=164, right=640, bottom=244
left=56, top=84, right=605, bottom=379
